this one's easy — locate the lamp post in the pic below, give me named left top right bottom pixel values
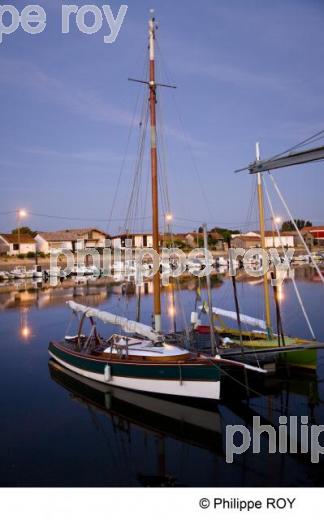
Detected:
left=17, top=209, right=27, bottom=254
left=271, top=216, right=282, bottom=247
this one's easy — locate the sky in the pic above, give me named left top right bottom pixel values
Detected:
left=1, top=0, right=324, bottom=235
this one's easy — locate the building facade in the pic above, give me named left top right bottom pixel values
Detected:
left=0, top=234, right=36, bottom=256
left=35, top=228, right=108, bottom=254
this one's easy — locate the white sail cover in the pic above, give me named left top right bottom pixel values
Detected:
left=67, top=301, right=164, bottom=342
left=199, top=305, right=267, bottom=330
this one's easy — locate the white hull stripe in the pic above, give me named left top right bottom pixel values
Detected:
left=50, top=352, right=221, bottom=400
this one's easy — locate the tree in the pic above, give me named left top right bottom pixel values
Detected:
left=11, top=226, right=36, bottom=236
left=210, top=227, right=240, bottom=243
left=281, top=219, right=312, bottom=232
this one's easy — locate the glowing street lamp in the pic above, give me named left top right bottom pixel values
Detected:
left=18, top=209, right=27, bottom=219
left=16, top=209, right=28, bottom=253
left=165, top=213, right=173, bottom=222
left=271, top=215, right=282, bottom=246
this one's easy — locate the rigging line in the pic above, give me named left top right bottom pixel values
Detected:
left=28, top=212, right=152, bottom=222
left=133, top=105, right=149, bottom=231
left=156, top=94, right=172, bottom=214
left=123, top=88, right=146, bottom=231
left=269, top=172, right=324, bottom=285
left=124, top=100, right=149, bottom=232
left=107, top=51, right=149, bottom=233
left=263, top=177, right=316, bottom=340
left=264, top=129, right=324, bottom=163
left=172, top=216, right=271, bottom=225
left=155, top=104, right=170, bottom=221
left=155, top=39, right=214, bottom=222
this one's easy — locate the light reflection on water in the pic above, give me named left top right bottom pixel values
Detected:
left=0, top=266, right=324, bottom=486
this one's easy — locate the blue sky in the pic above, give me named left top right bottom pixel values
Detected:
left=1, top=0, right=324, bottom=234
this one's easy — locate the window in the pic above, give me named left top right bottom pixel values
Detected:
left=13, top=244, right=19, bottom=251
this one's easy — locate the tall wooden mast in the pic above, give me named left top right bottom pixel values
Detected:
left=149, top=11, right=161, bottom=332
left=256, top=142, right=272, bottom=338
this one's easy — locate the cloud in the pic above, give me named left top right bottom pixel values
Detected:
left=0, top=56, right=206, bottom=151
left=0, top=56, right=133, bottom=126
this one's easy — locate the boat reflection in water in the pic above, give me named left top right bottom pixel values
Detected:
left=49, top=360, right=223, bottom=485
left=48, top=360, right=322, bottom=485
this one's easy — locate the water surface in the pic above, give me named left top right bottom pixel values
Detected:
left=1, top=267, right=324, bottom=486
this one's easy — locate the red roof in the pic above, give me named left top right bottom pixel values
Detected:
left=302, top=226, right=324, bottom=238
left=0, top=234, right=35, bottom=244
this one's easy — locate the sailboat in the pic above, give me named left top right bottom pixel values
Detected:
left=49, top=359, right=223, bottom=453
left=194, top=143, right=324, bottom=370
left=49, top=12, right=266, bottom=400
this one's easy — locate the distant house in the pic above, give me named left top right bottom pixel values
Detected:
left=231, top=231, right=294, bottom=249
left=302, top=226, right=324, bottom=243
left=35, top=228, right=108, bottom=254
left=263, top=231, right=294, bottom=248
left=0, top=234, right=36, bottom=256
left=111, top=233, right=154, bottom=249
left=231, top=234, right=262, bottom=249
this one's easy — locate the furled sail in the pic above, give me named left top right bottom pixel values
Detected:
left=199, top=304, right=267, bottom=330
left=67, top=301, right=164, bottom=342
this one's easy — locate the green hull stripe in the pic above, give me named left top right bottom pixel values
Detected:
left=49, top=343, right=220, bottom=382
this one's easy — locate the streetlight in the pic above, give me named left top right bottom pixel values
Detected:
left=18, top=209, right=27, bottom=219
left=16, top=209, right=27, bottom=254
left=271, top=215, right=282, bottom=247
left=164, top=213, right=173, bottom=242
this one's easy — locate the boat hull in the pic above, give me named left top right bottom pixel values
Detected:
left=196, top=326, right=318, bottom=370
left=49, top=341, right=221, bottom=400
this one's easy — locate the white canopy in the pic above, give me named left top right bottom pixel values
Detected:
left=199, top=305, right=267, bottom=330
left=67, top=301, right=164, bottom=343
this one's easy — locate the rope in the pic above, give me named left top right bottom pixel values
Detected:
left=269, top=172, right=324, bottom=284
left=263, top=177, right=316, bottom=339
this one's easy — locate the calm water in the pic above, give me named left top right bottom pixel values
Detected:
left=1, top=267, right=324, bottom=487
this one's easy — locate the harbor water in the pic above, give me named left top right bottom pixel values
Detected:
left=0, top=266, right=324, bottom=486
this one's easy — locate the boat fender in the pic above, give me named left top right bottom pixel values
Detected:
left=104, top=364, right=111, bottom=382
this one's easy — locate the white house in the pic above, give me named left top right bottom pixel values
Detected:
left=35, top=228, right=108, bottom=254
left=264, top=231, right=294, bottom=248
left=111, top=233, right=154, bottom=249
left=231, top=231, right=294, bottom=249
left=0, top=234, right=36, bottom=256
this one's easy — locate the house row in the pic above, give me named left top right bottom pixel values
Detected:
left=109, top=232, right=225, bottom=249
left=231, top=230, right=315, bottom=249
left=0, top=226, right=322, bottom=256
left=0, top=228, right=226, bottom=256
left=0, top=228, right=108, bottom=256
